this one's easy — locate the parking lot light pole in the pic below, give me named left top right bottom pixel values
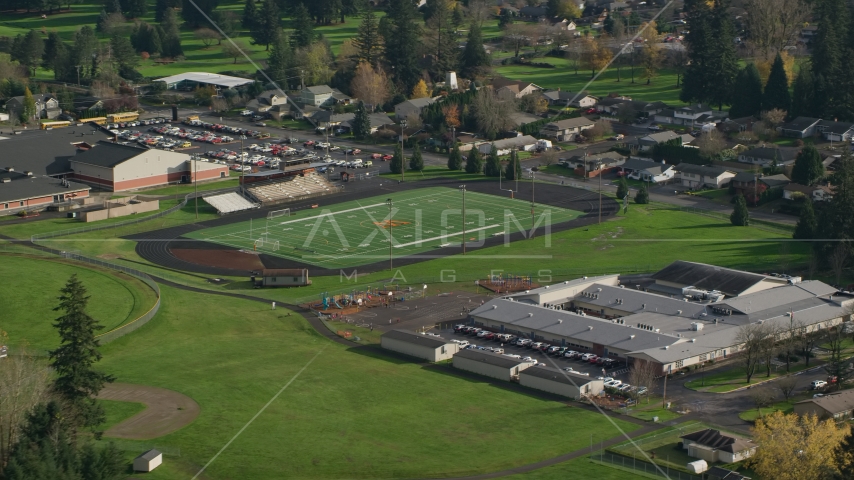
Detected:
left=459, top=185, right=466, bottom=255
left=530, top=171, right=535, bottom=238
left=386, top=198, right=393, bottom=271
left=400, top=119, right=407, bottom=182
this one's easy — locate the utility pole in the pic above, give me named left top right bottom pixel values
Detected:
left=530, top=172, right=535, bottom=238
left=194, top=155, right=199, bottom=219
left=754, top=173, right=758, bottom=207
left=598, top=165, right=602, bottom=224
left=386, top=198, right=393, bottom=271
left=400, top=119, right=407, bottom=182
left=460, top=185, right=466, bottom=254
left=75, top=65, right=81, bottom=86
left=662, top=372, right=668, bottom=409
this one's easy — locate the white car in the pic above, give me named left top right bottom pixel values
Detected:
left=521, top=356, right=537, bottom=363
left=598, top=376, right=614, bottom=383
left=811, top=380, right=828, bottom=390
left=581, top=353, right=596, bottom=361
left=564, top=367, right=576, bottom=373
left=452, top=340, right=469, bottom=348
left=604, top=380, right=622, bottom=388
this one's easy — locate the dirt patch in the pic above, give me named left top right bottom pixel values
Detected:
left=98, top=253, right=121, bottom=260
left=170, top=248, right=265, bottom=272
left=98, top=383, right=200, bottom=440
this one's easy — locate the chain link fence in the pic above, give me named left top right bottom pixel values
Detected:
left=593, top=452, right=702, bottom=480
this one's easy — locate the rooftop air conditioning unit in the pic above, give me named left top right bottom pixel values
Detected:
left=630, top=335, right=635, bottom=339
left=588, top=326, right=593, bottom=330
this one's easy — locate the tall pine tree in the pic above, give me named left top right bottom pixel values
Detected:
left=459, top=22, right=489, bottom=80
left=49, top=275, right=115, bottom=432
left=729, top=64, right=763, bottom=118
left=465, top=146, right=483, bottom=174
left=353, top=9, right=382, bottom=65
left=483, top=144, right=501, bottom=177
left=409, top=144, right=424, bottom=171
left=448, top=144, right=462, bottom=170
left=390, top=142, right=404, bottom=174
left=160, top=6, right=183, bottom=57
left=730, top=194, right=750, bottom=225
left=266, top=29, right=293, bottom=89
left=791, top=145, right=825, bottom=186
left=791, top=67, right=815, bottom=119
left=383, top=0, right=421, bottom=94
left=242, top=0, right=258, bottom=30
left=251, top=0, right=280, bottom=50
left=504, top=149, right=521, bottom=180
left=680, top=0, right=739, bottom=110
left=762, top=53, right=791, bottom=114
left=352, top=101, right=370, bottom=139
left=290, top=3, right=314, bottom=48
left=793, top=199, right=817, bottom=240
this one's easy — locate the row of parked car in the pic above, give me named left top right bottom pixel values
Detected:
left=454, top=325, right=622, bottom=369
left=112, top=129, right=193, bottom=151
left=183, top=119, right=267, bottom=139
left=107, top=117, right=168, bottom=130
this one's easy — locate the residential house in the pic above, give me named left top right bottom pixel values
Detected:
left=519, top=4, right=548, bottom=19
left=731, top=172, right=790, bottom=203
left=559, top=151, right=626, bottom=178
left=491, top=77, right=542, bottom=99
left=5, top=93, right=61, bottom=120
left=680, top=429, right=757, bottom=464
left=598, top=97, right=668, bottom=119
left=550, top=18, right=577, bottom=31
left=289, top=104, right=321, bottom=121
left=653, top=103, right=723, bottom=127
left=341, top=112, right=392, bottom=134
left=783, top=182, right=834, bottom=202
left=300, top=85, right=350, bottom=107
left=73, top=96, right=105, bottom=117
left=801, top=25, right=819, bottom=44
left=542, top=89, right=598, bottom=108
left=508, top=111, right=543, bottom=128
left=637, top=131, right=693, bottom=152
left=675, top=164, right=736, bottom=189
left=737, top=146, right=798, bottom=166
left=794, top=389, right=854, bottom=421
left=777, top=116, right=822, bottom=138
left=718, top=116, right=757, bottom=134
left=539, top=116, right=595, bottom=142
left=820, top=121, right=854, bottom=142
left=394, top=97, right=438, bottom=122
left=247, top=90, right=290, bottom=114
left=477, top=135, right=539, bottom=155
left=619, top=158, right=675, bottom=183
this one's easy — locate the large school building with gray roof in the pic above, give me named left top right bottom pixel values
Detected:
left=468, top=261, right=853, bottom=374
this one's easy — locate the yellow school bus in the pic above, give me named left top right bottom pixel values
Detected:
left=40, top=121, right=72, bottom=130
left=107, top=112, right=140, bottom=123
left=85, top=116, right=108, bottom=125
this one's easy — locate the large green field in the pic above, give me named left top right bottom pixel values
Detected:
left=185, top=186, right=582, bottom=268
left=93, top=285, right=640, bottom=479
left=0, top=254, right=158, bottom=352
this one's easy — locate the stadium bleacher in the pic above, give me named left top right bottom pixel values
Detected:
left=244, top=172, right=335, bottom=205
left=203, top=192, right=259, bottom=215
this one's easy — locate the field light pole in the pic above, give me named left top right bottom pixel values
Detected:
left=400, top=119, right=407, bottom=182
left=386, top=198, right=393, bottom=271
left=460, top=185, right=466, bottom=255
left=193, top=154, right=199, bottom=219
left=530, top=171, right=535, bottom=238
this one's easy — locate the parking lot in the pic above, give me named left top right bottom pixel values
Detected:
left=436, top=326, right=631, bottom=380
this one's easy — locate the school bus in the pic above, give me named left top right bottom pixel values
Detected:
left=84, top=116, right=108, bottom=125
left=107, top=112, right=140, bottom=123
left=40, top=121, right=72, bottom=130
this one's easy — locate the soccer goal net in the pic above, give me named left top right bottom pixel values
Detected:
left=254, top=237, right=280, bottom=250
left=267, top=208, right=291, bottom=220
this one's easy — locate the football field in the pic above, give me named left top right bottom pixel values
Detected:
left=185, top=187, right=583, bottom=269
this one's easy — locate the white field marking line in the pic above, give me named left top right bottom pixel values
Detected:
left=190, top=347, right=325, bottom=480
left=392, top=224, right=502, bottom=248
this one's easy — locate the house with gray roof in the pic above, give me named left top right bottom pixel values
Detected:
left=247, top=90, right=290, bottom=114
left=653, top=103, right=717, bottom=127
left=559, top=151, right=626, bottom=178
left=598, top=98, right=668, bottom=118
left=637, top=131, right=693, bottom=151
left=738, top=146, right=798, bottom=166
left=381, top=330, right=458, bottom=362
left=777, top=116, right=822, bottom=138
left=477, top=135, right=539, bottom=155
left=539, top=116, right=595, bottom=142
left=794, top=389, right=854, bottom=421
left=5, top=93, right=61, bottom=121
left=541, top=89, right=597, bottom=108
left=681, top=429, right=756, bottom=464
left=674, top=163, right=736, bottom=189
left=819, top=120, right=854, bottom=142
left=300, top=85, right=349, bottom=107
left=394, top=97, right=438, bottom=122
left=619, top=158, right=675, bottom=183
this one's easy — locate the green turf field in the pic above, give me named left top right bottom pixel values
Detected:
left=0, top=254, right=158, bottom=352
left=185, top=187, right=583, bottom=269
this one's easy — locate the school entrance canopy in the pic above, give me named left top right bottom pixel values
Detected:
left=154, top=72, right=255, bottom=90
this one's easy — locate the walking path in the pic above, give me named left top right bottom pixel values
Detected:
left=98, top=383, right=200, bottom=440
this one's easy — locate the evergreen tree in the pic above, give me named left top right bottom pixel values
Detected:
left=791, top=145, right=825, bottom=186
left=21, top=86, right=37, bottom=123
left=111, top=34, right=139, bottom=72
left=504, top=149, right=521, bottom=180
left=383, top=0, right=421, bottom=93
left=465, top=146, right=483, bottom=174
left=266, top=29, right=293, bottom=88
left=353, top=9, right=382, bottom=65
left=635, top=182, right=649, bottom=204
left=615, top=176, right=629, bottom=200
left=409, top=144, right=424, bottom=171
left=125, top=0, right=147, bottom=18
left=242, top=0, right=258, bottom=29
left=155, top=0, right=180, bottom=22
left=72, top=26, right=98, bottom=79
left=390, top=142, right=404, bottom=174
left=42, top=31, right=62, bottom=71
left=793, top=199, right=818, bottom=240
left=290, top=3, right=314, bottom=48
left=459, top=22, right=489, bottom=80
left=251, top=0, right=280, bottom=50
left=96, top=9, right=109, bottom=33
left=104, top=0, right=120, bottom=13
left=498, top=8, right=513, bottom=28
left=53, top=41, right=74, bottom=82
left=483, top=144, right=501, bottom=177
left=730, top=194, right=750, bottom=226
left=352, top=101, right=371, bottom=139
left=680, top=0, right=739, bottom=110
left=729, top=64, right=763, bottom=119
left=11, top=30, right=45, bottom=76
left=160, top=6, right=184, bottom=57
left=810, top=0, right=847, bottom=119
left=448, top=144, right=462, bottom=170
left=762, top=53, right=791, bottom=114
left=816, top=154, right=854, bottom=260
left=791, top=67, right=815, bottom=119
left=49, top=275, right=115, bottom=432
left=181, top=0, right=219, bottom=28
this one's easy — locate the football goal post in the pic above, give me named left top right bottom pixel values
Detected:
left=267, top=208, right=291, bottom=220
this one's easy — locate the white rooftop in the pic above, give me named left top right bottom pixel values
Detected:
left=155, top=72, right=255, bottom=89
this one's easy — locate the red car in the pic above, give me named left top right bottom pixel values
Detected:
left=587, top=355, right=600, bottom=363
left=303, top=140, right=315, bottom=146
left=371, top=153, right=382, bottom=159
left=382, top=154, right=393, bottom=161
left=585, top=108, right=597, bottom=114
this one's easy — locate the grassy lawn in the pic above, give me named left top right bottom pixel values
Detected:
left=495, top=61, right=686, bottom=105
left=91, top=285, right=640, bottom=479
left=629, top=404, right=682, bottom=423
left=379, top=166, right=496, bottom=183
left=133, top=178, right=239, bottom=197
left=0, top=254, right=157, bottom=353
left=684, top=361, right=817, bottom=393
left=688, top=189, right=731, bottom=201
left=738, top=400, right=795, bottom=423
left=505, top=457, right=661, bottom=479
left=98, top=399, right=147, bottom=431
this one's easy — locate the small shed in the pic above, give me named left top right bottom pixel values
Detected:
left=452, top=348, right=531, bottom=381
left=381, top=330, right=459, bottom=362
left=252, top=269, right=311, bottom=288
left=133, top=449, right=162, bottom=472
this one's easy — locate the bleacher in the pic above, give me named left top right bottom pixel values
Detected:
left=244, top=172, right=335, bottom=206
left=203, top=192, right=259, bottom=215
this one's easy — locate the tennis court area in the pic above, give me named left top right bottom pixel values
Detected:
left=184, top=187, right=582, bottom=269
